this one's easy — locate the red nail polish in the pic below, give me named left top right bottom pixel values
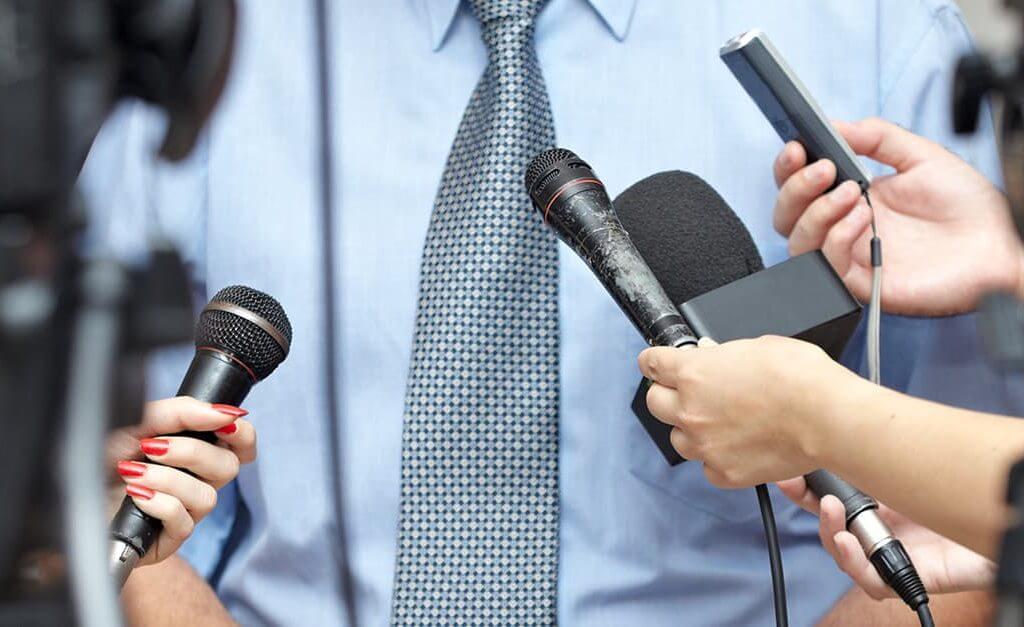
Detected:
left=117, top=461, right=147, bottom=477
left=216, top=422, right=238, bottom=435
left=140, top=438, right=170, bottom=456
left=212, top=404, right=248, bottom=418
left=126, top=484, right=155, bottom=500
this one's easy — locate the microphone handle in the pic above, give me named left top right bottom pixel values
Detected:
left=804, top=469, right=878, bottom=523
left=804, top=469, right=929, bottom=610
left=109, top=350, right=253, bottom=588
left=553, top=189, right=697, bottom=348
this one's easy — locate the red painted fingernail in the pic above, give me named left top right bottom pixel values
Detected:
left=126, top=484, right=154, bottom=500
left=140, top=438, right=170, bottom=456
left=212, top=404, right=248, bottom=418
left=216, top=422, right=238, bottom=435
left=116, top=461, right=147, bottom=477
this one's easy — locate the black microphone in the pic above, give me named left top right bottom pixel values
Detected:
left=109, top=285, right=292, bottom=588
left=524, top=149, right=697, bottom=349
left=615, top=170, right=929, bottom=615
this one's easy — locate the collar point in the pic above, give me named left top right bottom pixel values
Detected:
left=589, top=0, right=637, bottom=42
left=425, top=0, right=461, bottom=52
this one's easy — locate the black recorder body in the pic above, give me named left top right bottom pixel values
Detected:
left=632, top=251, right=862, bottom=465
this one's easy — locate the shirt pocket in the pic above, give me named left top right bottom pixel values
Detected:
left=627, top=423, right=762, bottom=525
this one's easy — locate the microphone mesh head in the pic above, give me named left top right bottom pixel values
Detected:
left=524, top=148, right=579, bottom=191
left=614, top=171, right=765, bottom=304
left=196, top=285, right=292, bottom=380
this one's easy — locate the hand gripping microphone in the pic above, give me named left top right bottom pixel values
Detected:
left=615, top=171, right=930, bottom=619
left=524, top=149, right=698, bottom=349
left=109, top=285, right=291, bottom=588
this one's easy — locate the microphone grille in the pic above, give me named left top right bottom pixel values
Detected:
left=196, top=285, right=292, bottom=381
left=524, top=147, right=579, bottom=191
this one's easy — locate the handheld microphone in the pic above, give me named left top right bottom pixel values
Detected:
left=615, top=170, right=929, bottom=616
left=108, top=285, right=291, bottom=588
left=524, top=149, right=697, bottom=349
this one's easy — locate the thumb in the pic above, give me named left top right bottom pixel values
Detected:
left=833, top=118, right=938, bottom=172
left=697, top=336, right=718, bottom=348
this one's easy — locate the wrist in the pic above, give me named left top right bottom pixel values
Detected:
left=797, top=363, right=872, bottom=470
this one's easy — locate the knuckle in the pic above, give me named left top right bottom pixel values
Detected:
left=196, top=483, right=218, bottom=515
left=174, top=438, right=201, bottom=464
left=223, top=453, right=241, bottom=480
left=177, top=512, right=196, bottom=540
left=772, top=210, right=785, bottom=235
left=642, top=353, right=658, bottom=374
left=703, top=465, right=728, bottom=489
left=166, top=500, right=195, bottom=541
left=673, top=363, right=693, bottom=385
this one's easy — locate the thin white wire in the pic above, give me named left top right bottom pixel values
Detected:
left=868, top=264, right=882, bottom=385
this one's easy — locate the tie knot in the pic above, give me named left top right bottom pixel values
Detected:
left=469, top=0, right=546, bottom=28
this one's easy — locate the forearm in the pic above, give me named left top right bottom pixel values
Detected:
left=121, top=555, right=236, bottom=626
left=811, top=375, right=1024, bottom=558
left=818, top=587, right=993, bottom=626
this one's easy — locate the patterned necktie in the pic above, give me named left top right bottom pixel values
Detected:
left=391, top=0, right=558, bottom=624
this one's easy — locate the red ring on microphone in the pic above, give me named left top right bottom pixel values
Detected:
left=543, top=178, right=604, bottom=223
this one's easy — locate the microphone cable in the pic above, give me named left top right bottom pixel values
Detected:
left=862, top=189, right=934, bottom=627
left=864, top=191, right=882, bottom=387
left=311, top=0, right=359, bottom=624
left=756, top=483, right=789, bottom=627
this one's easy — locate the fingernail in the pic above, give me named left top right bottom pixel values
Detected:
left=140, top=438, right=170, bottom=456
left=116, top=461, right=147, bottom=478
left=212, top=404, right=248, bottom=418
left=216, top=422, right=238, bottom=435
left=126, top=484, right=155, bottom=500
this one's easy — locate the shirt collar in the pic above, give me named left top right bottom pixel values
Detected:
left=424, top=0, right=638, bottom=52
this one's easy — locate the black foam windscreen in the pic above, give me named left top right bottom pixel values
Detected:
left=196, top=285, right=292, bottom=380
left=614, top=171, right=764, bottom=303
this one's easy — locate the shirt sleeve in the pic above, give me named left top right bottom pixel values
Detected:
left=78, top=102, right=239, bottom=581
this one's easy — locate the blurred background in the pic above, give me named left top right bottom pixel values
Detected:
left=960, top=0, right=1021, bottom=50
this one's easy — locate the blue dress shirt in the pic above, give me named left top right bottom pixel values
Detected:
left=79, top=1, right=1003, bottom=625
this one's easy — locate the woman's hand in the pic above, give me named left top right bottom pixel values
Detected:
left=106, top=397, right=257, bottom=565
left=779, top=477, right=995, bottom=596
left=773, top=117, right=1024, bottom=316
left=638, top=336, right=862, bottom=488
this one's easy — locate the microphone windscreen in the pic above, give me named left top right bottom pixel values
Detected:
left=614, top=171, right=764, bottom=303
left=196, top=285, right=292, bottom=380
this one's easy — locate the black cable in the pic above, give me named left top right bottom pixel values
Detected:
left=756, top=484, right=789, bottom=627
left=917, top=602, right=935, bottom=627
left=311, top=0, right=358, bottom=624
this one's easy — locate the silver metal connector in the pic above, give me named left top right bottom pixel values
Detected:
left=109, top=539, right=141, bottom=589
left=848, top=511, right=895, bottom=557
